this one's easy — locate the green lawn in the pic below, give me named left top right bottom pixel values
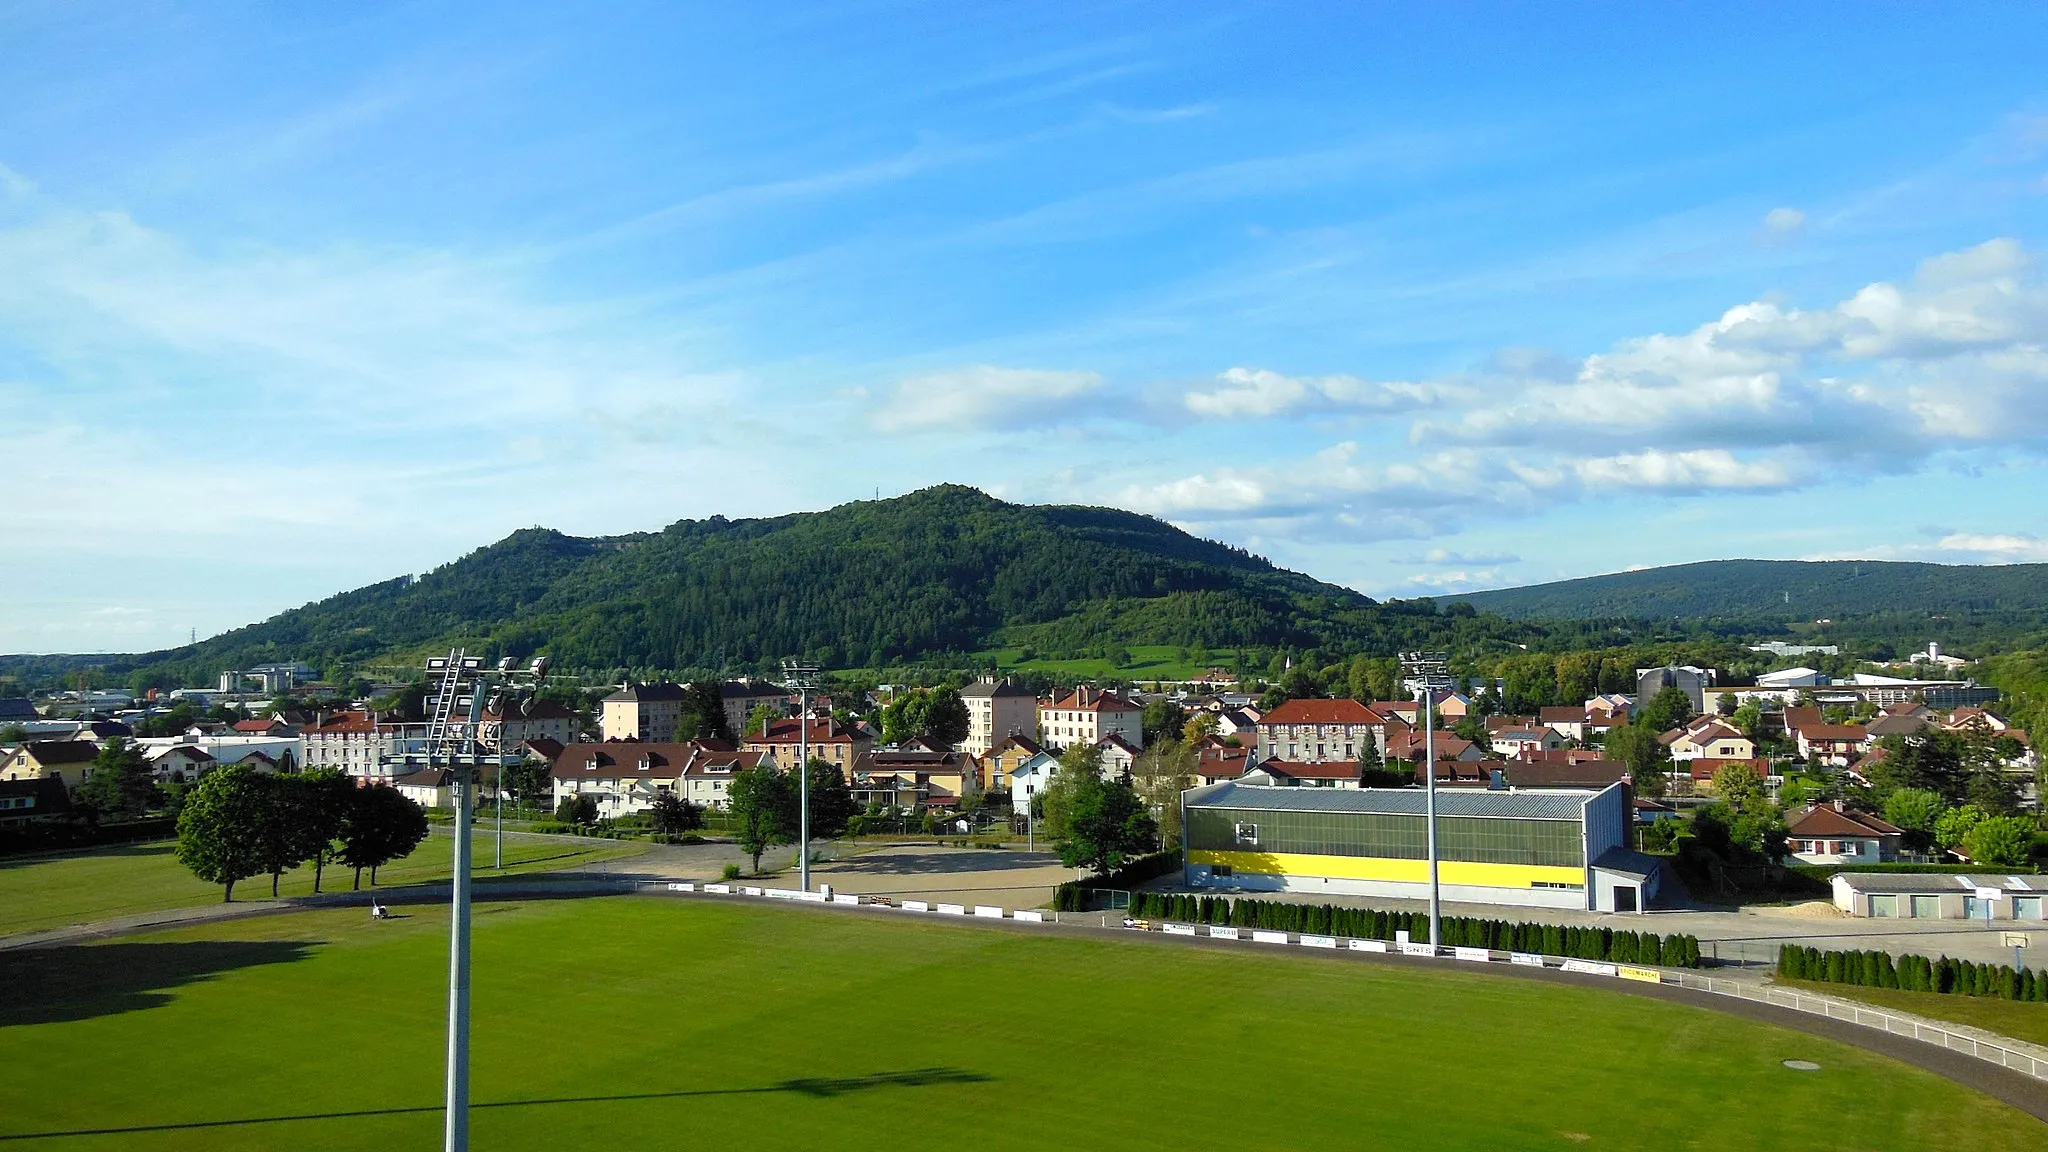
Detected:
left=0, top=898, right=2038, bottom=1151
left=1779, top=977, right=2048, bottom=1049
left=0, top=833, right=648, bottom=938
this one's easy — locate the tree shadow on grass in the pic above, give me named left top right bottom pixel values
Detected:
left=0, top=840, right=178, bottom=873
left=0, top=1068, right=993, bottom=1142
left=0, top=940, right=319, bottom=1028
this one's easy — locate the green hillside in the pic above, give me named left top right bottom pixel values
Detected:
left=1453, top=559, right=2048, bottom=622
left=115, top=486, right=1546, bottom=682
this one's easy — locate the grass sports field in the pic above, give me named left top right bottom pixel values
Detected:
left=0, top=833, right=648, bottom=937
left=0, top=897, right=2039, bottom=1151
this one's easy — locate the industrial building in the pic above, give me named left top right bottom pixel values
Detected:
left=1180, top=780, right=1656, bottom=913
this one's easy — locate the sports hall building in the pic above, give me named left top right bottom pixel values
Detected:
left=1181, top=780, right=1656, bottom=913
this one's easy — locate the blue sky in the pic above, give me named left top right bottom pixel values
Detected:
left=4, top=2, right=2048, bottom=652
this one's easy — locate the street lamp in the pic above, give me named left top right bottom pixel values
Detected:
left=1400, top=651, right=1453, bottom=949
left=781, top=660, right=821, bottom=891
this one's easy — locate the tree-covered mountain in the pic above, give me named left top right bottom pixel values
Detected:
left=1452, top=560, right=2048, bottom=622
left=116, top=486, right=1567, bottom=684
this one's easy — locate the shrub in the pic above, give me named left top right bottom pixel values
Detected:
left=1779, top=943, right=2047, bottom=1003
left=720, top=863, right=741, bottom=882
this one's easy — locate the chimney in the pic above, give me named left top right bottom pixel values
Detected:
left=1832, top=799, right=1846, bottom=812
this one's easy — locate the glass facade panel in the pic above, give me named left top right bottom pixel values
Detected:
left=1868, top=894, right=1898, bottom=917
left=1187, top=806, right=1582, bottom=868
left=2015, top=896, right=2043, bottom=921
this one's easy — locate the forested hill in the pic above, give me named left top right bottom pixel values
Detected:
left=1453, top=559, right=2048, bottom=621
left=120, top=485, right=1543, bottom=681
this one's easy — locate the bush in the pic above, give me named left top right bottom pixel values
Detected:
left=721, top=863, right=741, bottom=882
left=1778, top=943, right=2048, bottom=1003
left=529, top=820, right=574, bottom=835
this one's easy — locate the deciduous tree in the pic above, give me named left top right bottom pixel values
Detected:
left=77, top=736, right=157, bottom=821
left=175, top=764, right=268, bottom=901
left=729, top=764, right=795, bottom=872
left=1056, top=774, right=1157, bottom=874
left=337, top=783, right=431, bottom=889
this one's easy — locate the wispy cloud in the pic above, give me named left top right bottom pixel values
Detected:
left=869, top=365, right=1107, bottom=432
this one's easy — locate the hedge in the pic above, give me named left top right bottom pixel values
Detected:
left=1777, top=944, right=2048, bottom=1002
left=1109, top=891, right=1702, bottom=967
left=1050, top=851, right=1182, bottom=911
left=1786, top=863, right=2040, bottom=882
left=0, top=817, right=178, bottom=858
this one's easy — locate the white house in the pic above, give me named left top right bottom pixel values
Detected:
left=1008, top=751, right=1065, bottom=811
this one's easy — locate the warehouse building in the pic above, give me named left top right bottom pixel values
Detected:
left=1180, top=780, right=1654, bottom=913
left=1830, top=873, right=2048, bottom=920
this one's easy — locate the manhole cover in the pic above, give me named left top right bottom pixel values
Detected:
left=1782, top=1059, right=1821, bottom=1071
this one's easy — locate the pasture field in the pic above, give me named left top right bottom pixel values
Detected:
left=0, top=832, right=648, bottom=937
left=0, top=897, right=2039, bottom=1151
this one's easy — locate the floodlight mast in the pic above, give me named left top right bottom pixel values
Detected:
left=420, top=648, right=547, bottom=1152
left=782, top=660, right=821, bottom=890
left=1401, top=652, right=1453, bottom=949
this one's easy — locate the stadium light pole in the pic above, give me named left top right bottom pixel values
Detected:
left=415, top=649, right=548, bottom=1152
left=782, top=660, right=821, bottom=891
left=1401, top=652, right=1452, bottom=949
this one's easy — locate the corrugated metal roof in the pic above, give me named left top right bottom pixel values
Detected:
left=1185, top=781, right=1598, bottom=820
left=1830, top=872, right=2048, bottom=893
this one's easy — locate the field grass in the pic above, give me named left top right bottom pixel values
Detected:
left=0, top=833, right=649, bottom=938
left=0, top=897, right=2039, bottom=1151
left=1779, top=977, right=2048, bottom=1049
left=973, top=644, right=1224, bottom=683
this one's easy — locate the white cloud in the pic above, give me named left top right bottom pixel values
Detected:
left=1183, top=366, right=1460, bottom=419
left=1934, top=532, right=2048, bottom=562
left=1763, top=206, right=1806, bottom=234
left=1573, top=449, right=1797, bottom=491
left=871, top=365, right=1106, bottom=432
left=1403, top=548, right=1521, bottom=566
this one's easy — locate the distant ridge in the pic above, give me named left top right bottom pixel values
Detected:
left=116, top=485, right=1427, bottom=677
left=1449, top=559, right=2048, bottom=621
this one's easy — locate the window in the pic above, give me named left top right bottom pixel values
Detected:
left=1910, top=895, right=1941, bottom=918
left=1234, top=822, right=1260, bottom=846
left=1868, top=894, right=1898, bottom=917
left=1212, top=864, right=1233, bottom=878
left=2015, top=896, right=2043, bottom=921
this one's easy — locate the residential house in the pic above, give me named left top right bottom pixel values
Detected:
left=232, top=717, right=297, bottom=737
left=1682, top=757, right=1774, bottom=797
left=0, top=776, right=70, bottom=825
left=1254, top=698, right=1387, bottom=764
left=1538, top=706, right=1589, bottom=742
left=1037, top=688, right=1143, bottom=750
left=1192, top=738, right=1252, bottom=786
left=389, top=769, right=457, bottom=809
left=720, top=679, right=793, bottom=738
left=302, top=711, right=405, bottom=777
left=1257, top=760, right=1367, bottom=789
left=600, top=682, right=688, bottom=743
left=1213, top=708, right=1260, bottom=738
left=743, top=717, right=874, bottom=772
left=1585, top=694, right=1634, bottom=723
left=1498, top=759, right=1629, bottom=789
left=1490, top=726, right=1564, bottom=759
left=1797, top=723, right=1871, bottom=765
left=486, top=698, right=584, bottom=749
left=851, top=738, right=979, bottom=811
left=1385, top=728, right=1485, bottom=764
left=1666, top=721, right=1756, bottom=762
left=976, top=734, right=1046, bottom=796
left=0, top=740, right=99, bottom=785
left=958, top=678, right=1039, bottom=756
left=149, top=744, right=215, bottom=784
left=1787, top=802, right=1903, bottom=866
left=1095, top=733, right=1141, bottom=780
left=549, top=741, right=693, bottom=818
left=678, top=746, right=771, bottom=810
left=1007, top=750, right=1066, bottom=812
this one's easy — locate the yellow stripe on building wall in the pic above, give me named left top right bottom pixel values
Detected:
left=1188, top=850, right=1583, bottom=889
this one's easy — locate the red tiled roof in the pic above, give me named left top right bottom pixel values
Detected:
left=1258, top=699, right=1386, bottom=726
left=1261, top=759, right=1363, bottom=781
left=1787, top=804, right=1901, bottom=838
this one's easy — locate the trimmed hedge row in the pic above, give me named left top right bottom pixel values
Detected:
left=1778, top=944, right=2048, bottom=1002
left=0, top=817, right=177, bottom=858
left=1119, top=891, right=1704, bottom=968
left=1785, top=863, right=2040, bottom=881
left=1050, top=851, right=1182, bottom=910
